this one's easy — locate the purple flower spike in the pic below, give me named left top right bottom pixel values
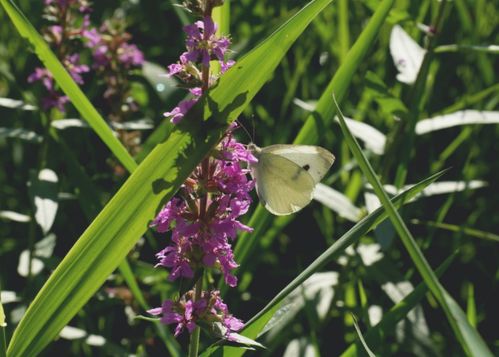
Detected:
left=183, top=16, right=231, bottom=67
left=149, top=290, right=244, bottom=339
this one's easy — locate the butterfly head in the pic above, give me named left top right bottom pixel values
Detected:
left=246, top=143, right=261, bottom=157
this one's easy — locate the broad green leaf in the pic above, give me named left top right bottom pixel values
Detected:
left=203, top=169, right=447, bottom=356
left=6, top=0, right=333, bottom=355
left=334, top=100, right=493, bottom=356
left=0, top=0, right=137, bottom=172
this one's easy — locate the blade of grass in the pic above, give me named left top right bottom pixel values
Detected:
left=0, top=295, right=6, bottom=357
left=334, top=98, right=493, bottom=356
left=351, top=314, right=376, bottom=357
left=0, top=0, right=137, bottom=172
left=6, top=1, right=333, bottom=355
left=411, top=219, right=499, bottom=244
left=467, top=283, right=477, bottom=328
left=337, top=0, right=350, bottom=62
left=340, top=253, right=456, bottom=356
left=204, top=169, right=448, bottom=356
left=229, top=0, right=395, bottom=293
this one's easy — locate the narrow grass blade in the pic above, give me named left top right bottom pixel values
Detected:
left=411, top=220, right=499, bottom=244
left=334, top=99, right=493, bottom=356
left=204, top=169, right=447, bottom=356
left=434, top=44, right=499, bottom=54
left=0, top=296, right=6, bottom=357
left=340, top=253, right=456, bottom=356
left=6, top=1, right=333, bottom=355
left=0, top=0, right=137, bottom=172
left=351, top=314, right=376, bottom=357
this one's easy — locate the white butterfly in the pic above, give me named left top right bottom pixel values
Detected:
left=248, top=144, right=335, bottom=216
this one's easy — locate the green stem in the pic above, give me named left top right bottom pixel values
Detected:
left=0, top=285, right=6, bottom=357
left=188, top=278, right=203, bottom=357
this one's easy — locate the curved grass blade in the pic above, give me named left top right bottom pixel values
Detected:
left=203, top=169, right=447, bottom=356
left=6, top=0, right=333, bottom=355
left=334, top=99, right=493, bottom=356
left=0, top=0, right=137, bottom=172
left=0, top=296, right=5, bottom=357
left=340, top=253, right=456, bottom=356
left=351, top=314, right=376, bottom=357
left=230, top=0, right=395, bottom=291
left=411, top=220, right=499, bottom=244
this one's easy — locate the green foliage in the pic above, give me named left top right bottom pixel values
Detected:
left=1, top=0, right=498, bottom=356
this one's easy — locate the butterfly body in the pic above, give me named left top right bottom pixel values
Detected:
left=248, top=144, right=335, bottom=216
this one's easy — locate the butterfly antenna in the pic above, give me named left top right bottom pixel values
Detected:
left=235, top=118, right=254, bottom=143
left=251, top=115, right=256, bottom=143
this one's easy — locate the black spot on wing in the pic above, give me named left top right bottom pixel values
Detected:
left=302, top=164, right=310, bottom=171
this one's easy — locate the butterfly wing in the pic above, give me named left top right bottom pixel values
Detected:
left=252, top=152, right=316, bottom=216
left=261, top=144, right=335, bottom=184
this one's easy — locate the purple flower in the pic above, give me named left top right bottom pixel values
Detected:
left=41, top=92, right=70, bottom=111
left=86, top=24, right=144, bottom=70
left=164, top=98, right=198, bottom=124
left=82, top=27, right=101, bottom=47
left=183, top=17, right=231, bottom=67
left=64, top=54, right=89, bottom=84
left=118, top=43, right=144, bottom=67
left=148, top=290, right=243, bottom=339
left=28, top=67, right=53, bottom=91
left=151, top=129, right=254, bottom=286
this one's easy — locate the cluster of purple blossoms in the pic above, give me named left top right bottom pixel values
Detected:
left=85, top=23, right=144, bottom=71
left=28, top=0, right=92, bottom=112
left=148, top=290, right=244, bottom=340
left=28, top=54, right=89, bottom=111
left=164, top=16, right=234, bottom=124
left=149, top=6, right=254, bottom=341
left=151, top=129, right=256, bottom=287
left=28, top=0, right=144, bottom=115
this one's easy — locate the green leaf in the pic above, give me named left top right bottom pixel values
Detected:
left=364, top=70, right=408, bottom=117
left=203, top=169, right=447, bottom=356
left=0, top=0, right=137, bottom=172
left=334, top=99, right=493, bottom=356
left=6, top=0, right=333, bottom=355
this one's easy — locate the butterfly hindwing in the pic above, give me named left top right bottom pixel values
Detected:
left=252, top=152, right=316, bottom=216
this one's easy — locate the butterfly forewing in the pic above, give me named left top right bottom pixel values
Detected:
left=252, top=152, right=316, bottom=215
left=260, top=145, right=335, bottom=184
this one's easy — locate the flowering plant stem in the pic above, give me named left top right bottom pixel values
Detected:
left=189, top=278, right=204, bottom=357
